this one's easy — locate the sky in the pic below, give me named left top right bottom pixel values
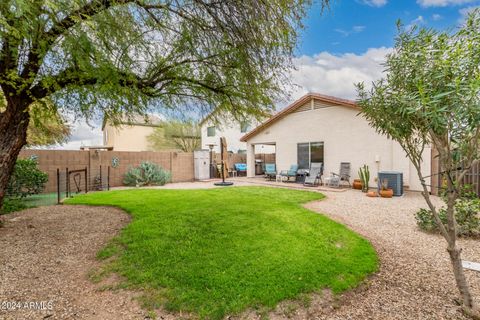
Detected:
left=58, top=0, right=480, bottom=149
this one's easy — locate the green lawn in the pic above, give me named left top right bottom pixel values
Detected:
left=66, top=187, right=377, bottom=319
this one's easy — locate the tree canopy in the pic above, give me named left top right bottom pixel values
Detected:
left=1, top=0, right=317, bottom=121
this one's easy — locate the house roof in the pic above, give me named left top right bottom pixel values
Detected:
left=240, top=93, right=359, bottom=142
left=102, top=114, right=163, bottom=130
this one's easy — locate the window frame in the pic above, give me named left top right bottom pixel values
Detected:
left=207, top=126, right=216, bottom=137
left=240, top=121, right=250, bottom=133
left=297, top=141, right=324, bottom=169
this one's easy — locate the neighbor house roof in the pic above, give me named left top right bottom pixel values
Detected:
left=102, top=114, right=163, bottom=130
left=240, top=93, right=359, bottom=142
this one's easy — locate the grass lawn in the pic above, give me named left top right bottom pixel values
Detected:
left=66, top=187, right=377, bottom=319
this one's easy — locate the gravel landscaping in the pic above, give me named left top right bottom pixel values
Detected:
left=305, top=189, right=480, bottom=320
left=1, top=186, right=479, bottom=319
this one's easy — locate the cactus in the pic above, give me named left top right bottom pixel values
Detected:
left=358, top=164, right=370, bottom=192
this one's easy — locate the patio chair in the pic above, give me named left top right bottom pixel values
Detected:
left=326, top=162, right=351, bottom=187
left=264, top=163, right=276, bottom=181
left=304, top=162, right=323, bottom=187
left=234, top=163, right=247, bottom=176
left=279, top=164, right=299, bottom=182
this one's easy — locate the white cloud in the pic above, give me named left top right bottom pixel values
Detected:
left=289, top=47, right=392, bottom=101
left=432, top=13, right=443, bottom=20
left=358, top=0, right=388, bottom=7
left=334, top=25, right=366, bottom=37
left=406, top=15, right=426, bottom=30
left=51, top=119, right=103, bottom=150
left=417, top=0, right=477, bottom=7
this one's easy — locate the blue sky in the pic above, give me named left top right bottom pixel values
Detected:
left=59, top=0, right=480, bottom=149
left=298, top=0, right=479, bottom=55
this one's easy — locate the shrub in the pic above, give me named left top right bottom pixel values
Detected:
left=0, top=198, right=29, bottom=214
left=6, top=158, right=48, bottom=199
left=415, top=195, right=480, bottom=237
left=123, top=162, right=171, bottom=187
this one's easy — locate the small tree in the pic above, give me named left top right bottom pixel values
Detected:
left=148, top=120, right=200, bottom=152
left=357, top=12, right=480, bottom=317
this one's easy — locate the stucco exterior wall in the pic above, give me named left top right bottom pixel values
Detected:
left=103, top=123, right=156, bottom=152
left=245, top=103, right=431, bottom=191
left=201, top=119, right=275, bottom=154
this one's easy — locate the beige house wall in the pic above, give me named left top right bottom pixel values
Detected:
left=104, top=123, right=156, bottom=151
left=245, top=101, right=431, bottom=191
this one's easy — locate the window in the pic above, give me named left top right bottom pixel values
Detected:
left=240, top=121, right=250, bottom=133
left=297, top=142, right=324, bottom=169
left=207, top=126, right=216, bottom=137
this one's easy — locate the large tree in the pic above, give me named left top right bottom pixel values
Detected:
left=357, top=12, right=480, bottom=318
left=0, top=0, right=324, bottom=207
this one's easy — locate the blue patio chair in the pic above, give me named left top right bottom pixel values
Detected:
left=279, top=164, right=299, bottom=182
left=264, top=163, right=276, bottom=180
left=234, top=163, right=247, bottom=176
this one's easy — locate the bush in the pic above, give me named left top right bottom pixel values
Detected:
left=415, top=196, right=480, bottom=237
left=6, top=159, right=48, bottom=199
left=123, top=162, right=171, bottom=187
left=0, top=198, right=29, bottom=214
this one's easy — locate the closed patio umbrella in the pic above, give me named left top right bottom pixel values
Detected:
left=214, top=137, right=233, bottom=186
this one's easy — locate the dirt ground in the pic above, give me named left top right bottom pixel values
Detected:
left=1, top=187, right=479, bottom=319
left=0, top=205, right=150, bottom=320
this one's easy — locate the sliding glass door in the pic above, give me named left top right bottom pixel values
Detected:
left=297, top=142, right=324, bottom=169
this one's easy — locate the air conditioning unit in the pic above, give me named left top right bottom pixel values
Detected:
left=378, top=171, right=403, bottom=196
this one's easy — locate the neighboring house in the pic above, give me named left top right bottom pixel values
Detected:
left=241, top=93, right=432, bottom=191
left=200, top=117, right=275, bottom=154
left=102, top=115, right=162, bottom=151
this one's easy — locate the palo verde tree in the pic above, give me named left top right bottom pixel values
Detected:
left=357, top=11, right=480, bottom=318
left=148, top=120, right=200, bottom=152
left=0, top=0, right=325, bottom=208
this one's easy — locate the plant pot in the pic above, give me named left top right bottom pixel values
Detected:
left=353, top=179, right=362, bottom=190
left=366, top=191, right=378, bottom=197
left=379, top=188, right=394, bottom=198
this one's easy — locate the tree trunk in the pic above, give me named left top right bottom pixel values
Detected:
left=0, top=99, right=30, bottom=209
left=448, top=244, right=473, bottom=305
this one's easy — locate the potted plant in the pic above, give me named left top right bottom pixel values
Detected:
left=353, top=179, right=362, bottom=190
left=358, top=164, right=370, bottom=193
left=379, top=178, right=393, bottom=198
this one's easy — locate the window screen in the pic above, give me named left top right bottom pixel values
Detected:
left=297, top=143, right=310, bottom=169
left=240, top=121, right=250, bottom=133
left=207, top=126, right=216, bottom=137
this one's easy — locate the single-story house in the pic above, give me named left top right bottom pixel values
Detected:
left=240, top=93, right=431, bottom=191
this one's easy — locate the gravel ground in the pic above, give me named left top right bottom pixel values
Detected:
left=304, top=189, right=480, bottom=320
left=1, top=187, right=479, bottom=319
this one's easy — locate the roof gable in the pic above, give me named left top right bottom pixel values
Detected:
left=240, top=93, right=358, bottom=142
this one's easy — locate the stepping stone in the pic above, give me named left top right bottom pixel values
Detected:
left=462, top=260, right=480, bottom=272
